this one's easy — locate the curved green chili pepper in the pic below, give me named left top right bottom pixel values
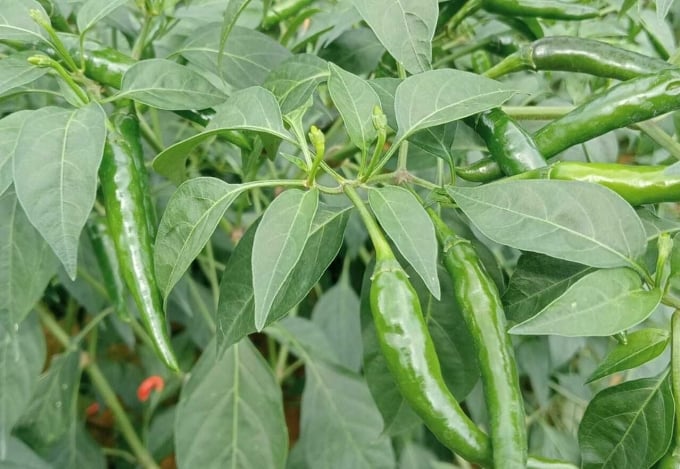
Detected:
left=534, top=69, right=680, bottom=158
left=428, top=207, right=527, bottom=468
left=482, top=0, right=600, bottom=20
left=485, top=36, right=675, bottom=80
left=344, top=185, right=491, bottom=466
left=99, top=108, right=179, bottom=371
left=455, top=158, right=504, bottom=183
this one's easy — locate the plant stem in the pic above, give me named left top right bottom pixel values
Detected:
left=262, top=0, right=315, bottom=29
left=30, top=9, right=79, bottom=72
left=501, top=106, right=574, bottom=120
left=343, top=184, right=391, bottom=257
left=28, top=55, right=90, bottom=105
left=635, top=121, right=680, bottom=161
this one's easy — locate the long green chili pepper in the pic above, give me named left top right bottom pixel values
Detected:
left=535, top=69, right=680, bottom=158
left=485, top=36, right=675, bottom=80
left=87, top=216, right=131, bottom=322
left=344, top=185, right=492, bottom=466
left=482, top=0, right=600, bottom=19
left=99, top=107, right=179, bottom=371
left=455, top=158, right=504, bottom=183
left=427, top=207, right=527, bottom=469
left=466, top=109, right=546, bottom=176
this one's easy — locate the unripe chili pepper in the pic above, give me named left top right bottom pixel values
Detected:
left=485, top=36, right=675, bottom=80
left=466, top=109, right=546, bottom=176
left=534, top=69, right=680, bottom=158
left=455, top=158, right=504, bottom=183
left=482, top=0, right=600, bottom=20
left=344, top=184, right=491, bottom=466
left=427, top=206, right=527, bottom=468
left=99, top=107, right=179, bottom=371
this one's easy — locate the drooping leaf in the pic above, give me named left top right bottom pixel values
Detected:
left=175, top=339, right=287, bottom=469
left=407, top=122, right=457, bottom=167
left=264, top=54, right=329, bottom=115
left=118, top=59, right=227, bottom=110
left=0, top=53, right=48, bottom=99
left=152, top=86, right=290, bottom=184
left=503, top=253, right=593, bottom=324
left=586, top=329, right=669, bottom=383
left=0, top=313, right=45, bottom=452
left=578, top=373, right=674, bottom=469
left=510, top=268, right=662, bottom=337
left=368, top=186, right=440, bottom=299
left=76, top=0, right=128, bottom=35
left=448, top=181, right=647, bottom=269
left=216, top=205, right=350, bottom=350
left=0, top=111, right=33, bottom=197
left=13, top=103, right=106, bottom=279
left=395, top=70, right=516, bottom=141
left=352, top=0, right=437, bottom=74
left=0, top=0, right=47, bottom=43
left=154, top=177, right=247, bottom=305
left=267, top=318, right=395, bottom=469
left=252, top=189, right=319, bottom=330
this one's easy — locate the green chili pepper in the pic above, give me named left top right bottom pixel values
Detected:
left=455, top=158, right=504, bottom=183
left=466, top=109, right=546, bottom=176
left=344, top=185, right=491, bottom=466
left=427, top=207, right=527, bottom=469
left=535, top=69, right=680, bottom=158
left=87, top=216, right=131, bottom=322
left=482, top=0, right=600, bottom=19
left=485, top=36, right=675, bottom=80
left=99, top=107, right=179, bottom=371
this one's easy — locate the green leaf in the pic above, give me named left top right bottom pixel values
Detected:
left=448, top=181, right=647, bottom=269
left=637, top=207, right=680, bottom=241
left=586, top=329, right=669, bottom=383
left=253, top=188, right=319, bottom=330
left=216, top=0, right=253, bottom=81
left=352, top=0, right=437, bottom=74
left=0, top=53, right=48, bottom=99
left=319, top=27, right=386, bottom=75
left=311, top=280, right=363, bottom=373
left=44, top=421, right=106, bottom=469
left=267, top=318, right=395, bottom=469
left=118, top=59, right=227, bottom=110
left=154, top=177, right=247, bottom=305
left=395, top=70, right=516, bottom=141
left=0, top=111, right=33, bottom=197
left=368, top=186, right=440, bottom=299
left=369, top=78, right=400, bottom=131
left=0, top=188, right=57, bottom=329
left=578, top=373, right=674, bottom=469
left=503, top=253, right=593, bottom=324
left=179, top=25, right=291, bottom=90
left=0, top=437, right=51, bottom=468
left=152, top=86, right=290, bottom=184
left=327, top=63, right=381, bottom=151
left=216, top=205, right=350, bottom=350
left=16, top=351, right=81, bottom=447
left=264, top=54, right=329, bottom=115
left=175, top=339, right=288, bottom=469
left=0, top=313, right=45, bottom=451
left=510, top=268, right=662, bottom=337
left=76, top=0, right=128, bottom=35
left=13, top=103, right=106, bottom=280
left=407, top=122, right=457, bottom=167
left=0, top=0, right=47, bottom=43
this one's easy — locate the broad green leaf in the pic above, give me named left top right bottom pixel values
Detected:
left=76, top=0, right=128, bottom=34
left=407, top=122, right=457, bottom=167
left=368, top=186, right=440, bottom=299
left=510, top=268, right=662, bottom=337
left=327, top=63, right=380, bottom=151
left=0, top=53, right=48, bottom=99
left=637, top=207, right=680, bottom=241
left=0, top=189, right=56, bottom=329
left=503, top=253, right=593, bottom=324
left=395, top=70, right=516, bottom=141
left=155, top=177, right=247, bottom=305
left=268, top=318, right=395, bottom=469
left=266, top=317, right=341, bottom=367
left=0, top=0, right=47, bottom=43
left=217, top=205, right=350, bottom=350
left=264, top=54, right=329, bottom=115
left=16, top=351, right=81, bottom=447
left=448, top=181, right=647, bottom=269
left=180, top=25, right=291, bottom=90
left=352, top=0, right=437, bottom=74
left=216, top=0, right=253, bottom=81
left=311, top=280, right=363, bottom=372
left=118, top=59, right=227, bottom=110
left=253, top=189, right=319, bottom=330
left=176, top=339, right=287, bottom=469
left=369, top=77, right=400, bottom=131
left=0, top=313, right=45, bottom=453
left=0, top=111, right=33, bottom=197
left=152, top=86, right=290, bottom=184
left=586, top=329, right=669, bottom=383
left=14, top=103, right=106, bottom=279
left=45, top=421, right=106, bottom=469
left=319, top=27, right=385, bottom=76
left=578, top=373, right=673, bottom=469
left=0, top=437, right=51, bottom=468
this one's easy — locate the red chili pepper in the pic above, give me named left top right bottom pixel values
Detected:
left=137, top=375, right=165, bottom=402
left=85, top=402, right=100, bottom=417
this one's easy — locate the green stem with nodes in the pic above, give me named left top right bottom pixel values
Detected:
left=30, top=9, right=80, bottom=73
left=307, top=125, right=325, bottom=186
left=28, top=55, right=90, bottom=105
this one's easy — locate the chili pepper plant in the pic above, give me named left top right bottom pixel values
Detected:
left=2, top=0, right=680, bottom=468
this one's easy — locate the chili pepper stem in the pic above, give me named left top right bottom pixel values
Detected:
left=29, top=9, right=80, bottom=73
left=28, top=55, right=90, bottom=105
left=343, top=184, right=392, bottom=258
